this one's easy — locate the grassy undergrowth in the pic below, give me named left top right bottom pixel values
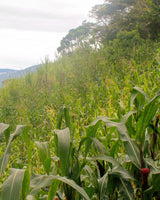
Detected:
left=0, top=37, right=159, bottom=199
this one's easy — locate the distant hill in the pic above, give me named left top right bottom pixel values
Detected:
left=0, top=64, right=41, bottom=87
left=0, top=69, right=16, bottom=73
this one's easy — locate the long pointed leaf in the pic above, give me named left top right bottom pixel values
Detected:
left=10, top=125, right=26, bottom=140
left=92, top=138, right=108, bottom=154
left=79, top=137, right=108, bottom=155
left=121, top=110, right=137, bottom=123
left=152, top=171, right=160, bottom=192
left=47, top=179, right=59, bottom=200
left=57, top=176, right=90, bottom=200
left=54, top=128, right=70, bottom=176
left=132, top=87, right=151, bottom=104
left=136, top=93, right=160, bottom=144
left=119, top=178, right=134, bottom=200
left=99, top=172, right=108, bottom=200
left=88, top=154, right=119, bottom=167
left=130, top=89, right=145, bottom=110
left=0, top=123, right=9, bottom=138
left=84, top=165, right=99, bottom=190
left=0, top=145, right=11, bottom=176
left=56, top=106, right=64, bottom=129
left=90, top=117, right=141, bottom=169
left=30, top=175, right=54, bottom=196
left=0, top=125, right=26, bottom=175
left=144, top=158, right=160, bottom=171
left=109, top=166, right=134, bottom=180
left=64, top=107, right=71, bottom=131
left=1, top=168, right=25, bottom=200
left=30, top=175, right=90, bottom=200
left=84, top=120, right=101, bottom=156
left=36, top=142, right=51, bottom=175
left=22, top=170, right=30, bottom=200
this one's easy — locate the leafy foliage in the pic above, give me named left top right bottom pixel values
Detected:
left=1, top=168, right=25, bottom=200
left=0, top=0, right=159, bottom=199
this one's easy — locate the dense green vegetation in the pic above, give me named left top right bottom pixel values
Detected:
left=0, top=0, right=159, bottom=199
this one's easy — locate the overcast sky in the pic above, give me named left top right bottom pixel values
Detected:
left=0, top=0, right=104, bottom=69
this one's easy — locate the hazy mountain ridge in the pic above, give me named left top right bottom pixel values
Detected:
left=0, top=69, right=16, bottom=73
left=0, top=65, right=41, bottom=87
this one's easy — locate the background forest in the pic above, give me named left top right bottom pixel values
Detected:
left=0, top=0, right=160, bottom=199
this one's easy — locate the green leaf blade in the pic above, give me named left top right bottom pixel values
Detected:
left=1, top=168, right=25, bottom=200
left=36, top=141, right=51, bottom=175
left=90, top=117, right=141, bottom=169
left=30, top=175, right=90, bottom=200
left=119, top=178, right=134, bottom=200
left=47, top=179, right=59, bottom=200
left=0, top=125, right=26, bottom=176
left=0, top=123, right=9, bottom=138
left=54, top=128, right=70, bottom=176
left=136, top=94, right=159, bottom=144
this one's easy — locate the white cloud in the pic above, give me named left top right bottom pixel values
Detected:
left=0, top=5, right=86, bottom=32
left=0, top=0, right=104, bottom=69
left=0, top=29, right=65, bottom=69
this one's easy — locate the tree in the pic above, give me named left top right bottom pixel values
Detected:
left=57, top=21, right=94, bottom=55
left=90, top=0, right=138, bottom=43
left=142, top=0, right=160, bottom=40
left=90, top=0, right=160, bottom=44
left=90, top=0, right=138, bottom=27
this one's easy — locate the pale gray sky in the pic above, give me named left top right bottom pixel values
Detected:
left=0, top=0, right=104, bottom=69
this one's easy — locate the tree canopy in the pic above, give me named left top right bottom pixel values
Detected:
left=57, top=21, right=94, bottom=55
left=57, top=0, right=160, bottom=54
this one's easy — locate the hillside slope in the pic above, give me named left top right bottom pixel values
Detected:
left=0, top=65, right=41, bottom=87
left=0, top=0, right=159, bottom=199
left=0, top=39, right=159, bottom=135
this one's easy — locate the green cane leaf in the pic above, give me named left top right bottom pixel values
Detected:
left=119, top=178, right=134, bottom=200
left=0, top=125, right=26, bottom=176
left=109, top=166, right=134, bottom=180
left=88, top=154, right=119, bottom=167
left=47, top=179, right=59, bottom=200
left=0, top=123, right=9, bottom=140
left=99, top=172, right=108, bottom=200
left=136, top=93, right=160, bottom=144
left=36, top=141, right=51, bottom=175
left=22, top=170, right=30, bottom=200
left=54, top=128, right=70, bottom=176
left=1, top=168, right=25, bottom=200
left=30, top=175, right=90, bottom=200
left=90, top=117, right=141, bottom=169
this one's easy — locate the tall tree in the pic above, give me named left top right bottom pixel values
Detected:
left=57, top=21, right=94, bottom=55
left=90, top=0, right=137, bottom=25
left=142, top=0, right=160, bottom=40
left=90, top=0, right=138, bottom=43
left=90, top=0, right=160, bottom=43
